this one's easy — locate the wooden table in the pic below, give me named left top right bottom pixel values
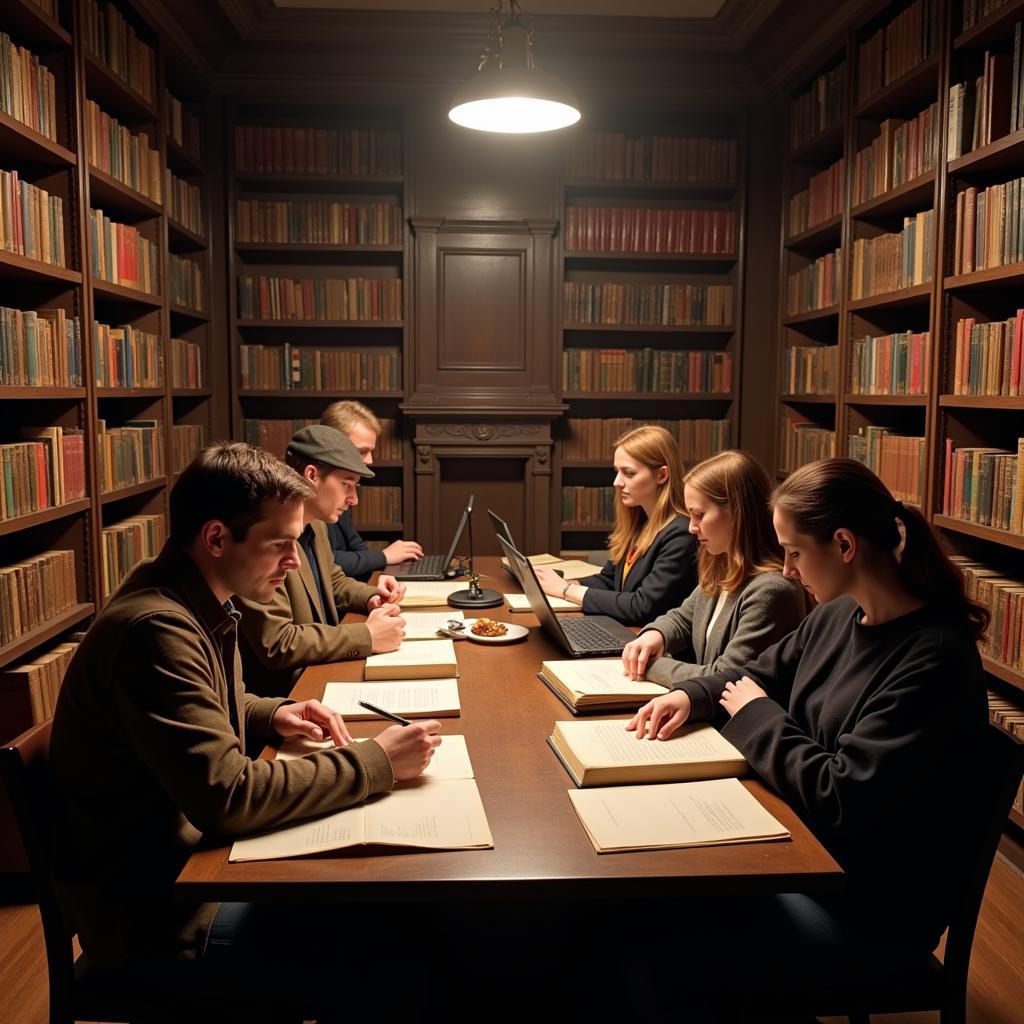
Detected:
left=178, top=558, right=842, bottom=902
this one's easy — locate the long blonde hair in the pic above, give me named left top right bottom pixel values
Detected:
left=685, top=450, right=783, bottom=595
left=607, top=425, right=686, bottom=564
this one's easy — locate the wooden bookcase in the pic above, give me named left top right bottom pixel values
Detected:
left=557, top=114, right=747, bottom=552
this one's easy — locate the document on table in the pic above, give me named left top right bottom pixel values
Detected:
left=401, top=611, right=464, bottom=640
left=364, top=638, right=458, bottom=679
left=322, top=678, right=461, bottom=718
left=276, top=734, right=475, bottom=780
left=504, top=592, right=575, bottom=612
left=401, top=581, right=475, bottom=607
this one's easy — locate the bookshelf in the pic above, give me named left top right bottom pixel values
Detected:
left=558, top=118, right=747, bottom=551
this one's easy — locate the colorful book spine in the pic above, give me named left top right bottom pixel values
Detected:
left=0, top=640, right=80, bottom=733
left=953, top=176, right=1024, bottom=274
left=166, top=170, right=204, bottom=236
left=170, top=338, right=204, bottom=389
left=951, top=311, right=1024, bottom=395
left=241, top=418, right=400, bottom=461
left=850, top=210, right=934, bottom=298
left=350, top=486, right=402, bottom=527
left=848, top=426, right=926, bottom=505
left=88, top=209, right=158, bottom=293
left=955, top=557, right=1024, bottom=674
left=561, top=486, right=617, bottom=527
left=791, top=62, right=846, bottom=149
left=942, top=438, right=1023, bottom=530
left=81, top=0, right=156, bottom=103
left=850, top=331, right=929, bottom=395
left=566, top=133, right=737, bottom=183
left=857, top=0, right=939, bottom=102
left=560, top=348, right=733, bottom=394
left=561, top=418, right=731, bottom=464
left=779, top=415, right=835, bottom=473
left=0, top=306, right=82, bottom=387
left=851, top=103, right=938, bottom=206
left=238, top=346, right=402, bottom=392
left=788, top=158, right=844, bottom=236
left=100, top=514, right=165, bottom=599
left=564, top=206, right=736, bottom=255
left=93, top=322, right=162, bottom=388
left=171, top=424, right=205, bottom=474
left=84, top=100, right=162, bottom=201
left=0, top=168, right=66, bottom=267
left=0, top=428, right=86, bottom=519
left=562, top=282, right=733, bottom=327
left=786, top=249, right=840, bottom=314
left=0, top=549, right=77, bottom=646
left=0, top=31, right=57, bottom=142
left=237, top=275, right=402, bottom=322
left=169, top=254, right=204, bottom=311
left=96, top=419, right=164, bottom=493
left=783, top=344, right=838, bottom=395
left=234, top=199, right=403, bottom=246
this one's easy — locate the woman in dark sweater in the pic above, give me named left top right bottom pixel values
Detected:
left=629, top=458, right=989, bottom=981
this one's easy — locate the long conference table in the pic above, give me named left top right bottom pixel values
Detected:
left=177, top=557, right=842, bottom=902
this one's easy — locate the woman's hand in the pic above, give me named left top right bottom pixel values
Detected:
left=621, top=630, right=665, bottom=680
left=719, top=676, right=767, bottom=717
left=534, top=566, right=576, bottom=602
left=627, top=691, right=692, bottom=741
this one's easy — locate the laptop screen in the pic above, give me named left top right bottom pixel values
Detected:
left=495, top=534, right=572, bottom=650
left=440, top=493, right=474, bottom=570
left=487, top=509, right=523, bottom=586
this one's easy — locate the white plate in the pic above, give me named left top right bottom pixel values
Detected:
left=461, top=618, right=529, bottom=644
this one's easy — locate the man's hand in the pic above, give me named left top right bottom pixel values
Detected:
left=368, top=574, right=404, bottom=608
left=366, top=603, right=405, bottom=652
left=374, top=720, right=442, bottom=781
left=383, top=539, right=424, bottom=565
left=621, top=630, right=665, bottom=680
left=272, top=699, right=352, bottom=746
left=720, top=676, right=767, bottom=717
left=626, top=691, right=692, bottom=741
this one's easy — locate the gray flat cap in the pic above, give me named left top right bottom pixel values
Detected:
left=286, top=425, right=374, bottom=478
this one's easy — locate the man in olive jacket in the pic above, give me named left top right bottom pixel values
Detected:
left=236, top=425, right=406, bottom=696
left=49, top=442, right=440, bottom=992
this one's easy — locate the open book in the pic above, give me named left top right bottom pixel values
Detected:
left=568, top=778, right=790, bottom=853
left=549, top=719, right=747, bottom=787
left=401, top=611, right=464, bottom=640
left=538, top=658, right=667, bottom=713
left=323, top=678, right=461, bottom=719
left=501, top=553, right=602, bottom=580
left=364, top=638, right=458, bottom=680
left=504, top=592, right=575, bottom=613
left=276, top=734, right=476, bottom=780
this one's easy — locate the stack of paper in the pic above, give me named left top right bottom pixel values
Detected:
left=323, top=678, right=461, bottom=719
left=538, top=659, right=667, bottom=713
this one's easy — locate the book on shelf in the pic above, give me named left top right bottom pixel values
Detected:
left=84, top=100, right=162, bottom=202
left=782, top=344, right=838, bottom=395
left=171, top=424, right=205, bottom=474
left=165, top=91, right=201, bottom=162
left=850, top=211, right=934, bottom=299
left=364, top=638, right=458, bottom=680
left=963, top=1, right=1015, bottom=32
left=988, top=690, right=1024, bottom=737
left=538, top=660, right=667, bottom=715
left=951, top=312, right=1024, bottom=395
left=165, top=170, right=204, bottom=236
left=564, top=206, right=736, bottom=255
left=323, top=678, right=460, bottom=719
left=81, top=0, right=156, bottom=104
left=0, top=639, right=79, bottom=736
left=856, top=0, right=939, bottom=102
left=567, top=132, right=737, bottom=183
left=942, top=437, right=1023, bottom=530
left=0, top=31, right=57, bottom=143
left=234, top=198, right=402, bottom=246
left=848, top=426, right=926, bottom=505
left=850, top=330, right=929, bottom=395
left=957, top=558, right=1024, bottom=673
left=88, top=210, right=158, bottom=294
left=788, top=157, right=844, bottom=236
left=953, top=176, right=1024, bottom=274
left=0, top=306, right=82, bottom=387
left=350, top=485, right=401, bottom=527
left=234, top=125, right=402, bottom=176
left=237, top=275, right=402, bottom=322
left=0, top=168, right=66, bottom=267
left=169, top=253, right=204, bottom=311
left=562, top=486, right=616, bottom=527
left=786, top=249, right=840, bottom=315
left=850, top=104, right=938, bottom=206
left=561, top=348, right=732, bottom=394
left=238, top=344, right=401, bottom=392
left=950, top=40, right=1023, bottom=159
left=100, top=513, right=164, bottom=599
left=779, top=415, right=836, bottom=473
left=241, top=417, right=400, bottom=460
left=1, top=426, right=86, bottom=520
left=562, top=418, right=731, bottom=464
left=0, top=549, right=77, bottom=646
left=790, top=62, right=846, bottom=150
left=562, top=281, right=733, bottom=327
left=170, top=338, right=205, bottom=389
left=93, top=322, right=162, bottom=388
left=96, top=418, right=164, bottom=492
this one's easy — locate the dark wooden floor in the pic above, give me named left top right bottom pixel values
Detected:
left=1, top=853, right=1022, bottom=1023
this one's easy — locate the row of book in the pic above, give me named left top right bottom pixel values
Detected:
left=0, top=168, right=66, bottom=267
left=165, top=90, right=201, bottom=162
left=351, top=486, right=402, bottom=527
left=958, top=559, right=1024, bottom=674
left=987, top=695, right=1024, bottom=820
left=100, top=513, right=164, bottom=599
left=950, top=311, right=1024, bottom=395
left=564, top=206, right=736, bottom=255
left=233, top=126, right=403, bottom=177
left=850, top=330, right=930, bottom=396
left=0, top=427, right=87, bottom=521
left=942, top=438, right=1024, bottom=531
left=561, top=282, right=734, bottom=327
left=790, top=62, right=846, bottom=151
left=856, top=0, right=939, bottom=102
left=169, top=253, right=204, bottom=311
left=82, top=0, right=156, bottom=105
left=848, top=426, right=926, bottom=505
left=850, top=210, right=934, bottom=299
left=0, top=306, right=82, bottom=387
left=779, top=415, right=836, bottom=473
left=786, top=249, right=840, bottom=315
left=170, top=337, right=204, bottom=389
left=963, top=0, right=1013, bottom=30
left=238, top=344, right=401, bottom=392
left=234, top=199, right=403, bottom=246
left=0, top=639, right=79, bottom=736
left=96, top=418, right=163, bottom=493
left=166, top=170, right=204, bottom=236
left=565, top=133, right=738, bottom=184
left=561, top=418, right=731, bottom=464
left=850, top=104, right=939, bottom=207
left=561, top=486, right=616, bottom=527
left=171, top=423, right=205, bottom=474
left=94, top=322, right=161, bottom=388
left=237, top=275, right=403, bottom=322
left=84, top=100, right=162, bottom=202
left=0, top=31, right=57, bottom=142
left=89, top=209, right=158, bottom=294
left=561, top=348, right=733, bottom=395
left=241, top=417, right=401, bottom=460
left=0, top=548, right=77, bottom=647
left=952, top=176, right=1024, bottom=275
left=788, top=158, right=844, bottom=237
left=782, top=344, right=838, bottom=396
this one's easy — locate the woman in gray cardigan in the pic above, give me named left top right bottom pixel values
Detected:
left=622, top=450, right=805, bottom=685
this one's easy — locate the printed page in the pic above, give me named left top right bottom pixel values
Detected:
left=229, top=803, right=365, bottom=862
left=401, top=611, right=465, bottom=640
left=364, top=638, right=458, bottom=679
left=504, top=592, right=575, bottom=612
left=323, top=678, right=461, bottom=718
left=277, top=734, right=474, bottom=780
left=555, top=720, right=746, bottom=768
left=364, top=778, right=494, bottom=850
left=542, top=659, right=666, bottom=697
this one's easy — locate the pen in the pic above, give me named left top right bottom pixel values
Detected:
left=358, top=700, right=412, bottom=726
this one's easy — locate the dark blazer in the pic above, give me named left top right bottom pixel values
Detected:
left=579, top=514, right=697, bottom=625
left=327, top=510, right=386, bottom=582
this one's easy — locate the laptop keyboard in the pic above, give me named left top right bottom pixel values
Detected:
left=397, top=554, right=449, bottom=578
left=563, top=617, right=624, bottom=651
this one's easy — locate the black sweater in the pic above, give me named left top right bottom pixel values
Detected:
left=676, top=596, right=987, bottom=951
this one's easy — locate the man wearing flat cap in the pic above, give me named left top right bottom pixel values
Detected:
left=237, top=424, right=407, bottom=696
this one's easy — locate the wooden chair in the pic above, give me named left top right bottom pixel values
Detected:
left=726, top=723, right=1024, bottom=1024
left=0, top=720, right=303, bottom=1024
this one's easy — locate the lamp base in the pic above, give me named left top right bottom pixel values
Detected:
left=447, top=587, right=503, bottom=610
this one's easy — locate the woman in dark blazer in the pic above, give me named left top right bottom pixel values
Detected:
left=535, top=425, right=697, bottom=625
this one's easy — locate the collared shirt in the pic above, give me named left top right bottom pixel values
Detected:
left=298, top=524, right=326, bottom=622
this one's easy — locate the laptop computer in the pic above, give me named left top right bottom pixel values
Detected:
left=496, top=534, right=636, bottom=657
left=487, top=509, right=530, bottom=583
left=391, top=495, right=473, bottom=581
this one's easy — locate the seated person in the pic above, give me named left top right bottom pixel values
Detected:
left=236, top=425, right=406, bottom=696
left=49, top=442, right=440, bottom=1003
left=621, top=450, right=805, bottom=685
left=320, top=399, right=423, bottom=580
left=534, top=424, right=697, bottom=625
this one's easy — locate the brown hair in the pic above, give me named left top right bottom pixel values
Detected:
left=772, top=458, right=988, bottom=640
left=685, top=450, right=783, bottom=595
left=607, top=425, right=686, bottom=564
left=170, top=442, right=313, bottom=545
left=320, top=400, right=381, bottom=436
